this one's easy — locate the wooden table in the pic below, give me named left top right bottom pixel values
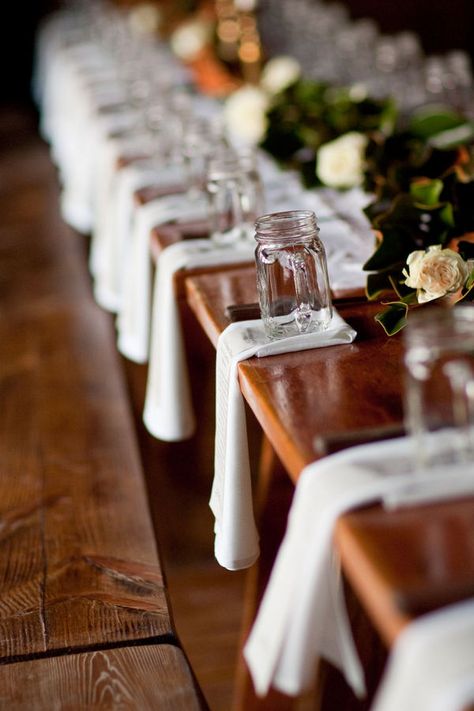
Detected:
left=184, top=265, right=474, bottom=710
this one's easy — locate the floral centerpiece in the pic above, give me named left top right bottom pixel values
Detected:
left=222, top=55, right=303, bottom=145
left=362, top=107, right=474, bottom=333
left=223, top=57, right=474, bottom=334
left=259, top=79, right=397, bottom=187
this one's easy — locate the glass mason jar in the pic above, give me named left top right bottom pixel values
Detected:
left=255, top=210, right=333, bottom=339
left=206, top=150, right=264, bottom=244
left=403, top=305, right=474, bottom=470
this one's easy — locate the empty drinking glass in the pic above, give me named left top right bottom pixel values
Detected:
left=206, top=149, right=264, bottom=244
left=403, top=305, right=474, bottom=470
left=255, top=210, right=332, bottom=339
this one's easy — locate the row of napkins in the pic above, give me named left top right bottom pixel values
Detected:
left=212, top=314, right=357, bottom=571
left=243, top=434, right=474, bottom=699
left=90, top=132, right=158, bottom=311
left=117, top=189, right=201, bottom=364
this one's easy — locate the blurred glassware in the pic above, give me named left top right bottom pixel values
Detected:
left=403, top=306, right=474, bottom=471
left=207, top=148, right=265, bottom=244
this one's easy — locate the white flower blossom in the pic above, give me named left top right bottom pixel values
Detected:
left=169, top=19, right=212, bottom=61
left=223, top=85, right=270, bottom=147
left=403, top=245, right=469, bottom=303
left=260, top=56, right=301, bottom=95
left=316, top=132, right=368, bottom=188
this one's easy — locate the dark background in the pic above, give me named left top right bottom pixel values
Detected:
left=0, top=1, right=62, bottom=106
left=337, top=0, right=474, bottom=60
left=1, top=0, right=473, bottom=106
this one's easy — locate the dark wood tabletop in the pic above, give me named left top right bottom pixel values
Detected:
left=184, top=265, right=474, bottom=650
left=186, top=265, right=404, bottom=480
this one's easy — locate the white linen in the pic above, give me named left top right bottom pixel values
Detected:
left=244, top=435, right=474, bottom=700
left=117, top=191, right=206, bottom=363
left=89, top=128, right=151, bottom=309
left=262, top=183, right=372, bottom=292
left=372, top=598, right=474, bottom=711
left=142, top=237, right=256, bottom=442
left=211, top=314, right=357, bottom=572
left=92, top=160, right=184, bottom=313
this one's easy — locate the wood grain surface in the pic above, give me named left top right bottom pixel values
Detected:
left=0, top=293, right=173, bottom=662
left=0, top=644, right=206, bottom=710
left=0, top=109, right=173, bottom=661
left=0, top=106, right=209, bottom=709
left=336, top=498, right=474, bottom=646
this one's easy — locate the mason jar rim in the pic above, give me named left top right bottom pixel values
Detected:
left=255, top=210, right=319, bottom=242
left=207, top=151, right=257, bottom=181
left=403, top=304, right=474, bottom=347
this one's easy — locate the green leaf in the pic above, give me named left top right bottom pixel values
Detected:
left=429, top=122, right=474, bottom=148
left=456, top=269, right=474, bottom=302
left=410, top=178, right=443, bottom=206
left=440, top=202, right=455, bottom=227
left=465, top=268, right=474, bottom=291
left=409, top=106, right=467, bottom=140
left=388, top=275, right=418, bottom=300
left=363, top=226, right=411, bottom=271
left=366, top=271, right=394, bottom=299
left=374, top=302, right=409, bottom=335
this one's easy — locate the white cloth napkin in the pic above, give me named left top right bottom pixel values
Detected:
left=372, top=599, right=474, bottom=711
left=142, top=237, right=256, bottom=442
left=211, top=314, right=357, bottom=572
left=117, top=191, right=207, bottom=363
left=243, top=435, right=474, bottom=700
left=90, top=130, right=153, bottom=309
left=93, top=160, right=184, bottom=313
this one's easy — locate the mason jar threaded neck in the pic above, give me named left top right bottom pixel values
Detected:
left=255, top=210, right=319, bottom=244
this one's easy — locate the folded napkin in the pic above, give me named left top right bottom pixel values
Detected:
left=142, top=238, right=256, bottom=441
left=211, top=314, right=357, bottom=572
left=372, top=598, right=474, bottom=711
left=93, top=160, right=183, bottom=314
left=243, top=435, right=474, bottom=700
left=89, top=130, right=154, bottom=309
left=117, top=192, right=207, bottom=363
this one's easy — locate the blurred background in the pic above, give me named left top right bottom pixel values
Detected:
left=2, top=0, right=474, bottom=106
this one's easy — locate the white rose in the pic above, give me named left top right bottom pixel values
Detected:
left=403, top=245, right=469, bottom=303
left=169, top=19, right=212, bottom=61
left=260, top=55, right=301, bottom=95
left=223, top=85, right=270, bottom=147
left=316, top=132, right=368, bottom=188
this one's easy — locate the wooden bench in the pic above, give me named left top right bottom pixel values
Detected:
left=0, top=108, right=207, bottom=709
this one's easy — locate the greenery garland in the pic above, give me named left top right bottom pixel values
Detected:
left=258, top=79, right=474, bottom=334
